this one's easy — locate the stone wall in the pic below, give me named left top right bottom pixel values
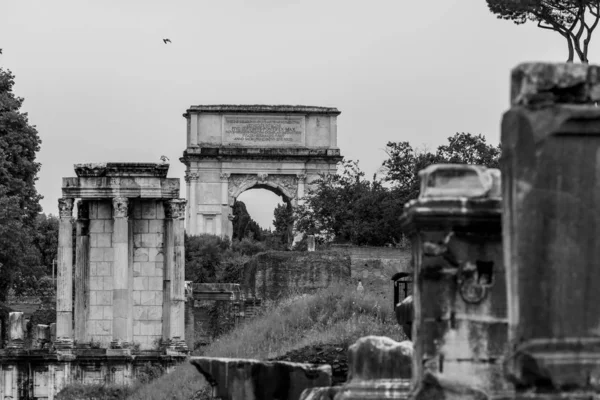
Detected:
left=131, top=200, right=165, bottom=349
left=88, top=200, right=115, bottom=346
left=243, top=251, right=351, bottom=300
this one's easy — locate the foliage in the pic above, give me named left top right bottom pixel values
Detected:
left=184, top=234, right=230, bottom=283
left=272, top=203, right=294, bottom=246
left=0, top=67, right=44, bottom=301
left=135, top=362, right=165, bottom=385
left=56, top=383, right=137, bottom=400
left=33, top=213, right=59, bottom=275
left=295, top=160, right=406, bottom=246
left=295, top=133, right=500, bottom=246
left=232, top=200, right=263, bottom=241
left=486, top=0, right=600, bottom=62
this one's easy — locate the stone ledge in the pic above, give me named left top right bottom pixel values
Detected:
left=74, top=162, right=170, bottom=178
left=184, top=104, right=341, bottom=116
left=190, top=356, right=331, bottom=400
left=511, top=62, right=600, bottom=106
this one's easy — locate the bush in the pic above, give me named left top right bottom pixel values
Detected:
left=56, top=383, right=136, bottom=400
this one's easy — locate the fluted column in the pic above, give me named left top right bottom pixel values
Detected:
left=112, top=196, right=131, bottom=347
left=187, top=172, right=199, bottom=235
left=57, top=198, right=74, bottom=347
left=74, top=200, right=90, bottom=343
left=163, top=199, right=188, bottom=352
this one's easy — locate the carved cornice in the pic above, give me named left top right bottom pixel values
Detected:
left=112, top=197, right=129, bottom=219
left=58, top=198, right=74, bottom=219
left=74, top=163, right=169, bottom=178
left=165, top=199, right=187, bottom=219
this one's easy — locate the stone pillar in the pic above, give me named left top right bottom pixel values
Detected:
left=74, top=200, right=90, bottom=343
left=502, top=62, right=600, bottom=397
left=57, top=197, right=74, bottom=347
left=296, top=173, right=306, bottom=205
left=187, top=172, right=199, bottom=235
left=7, top=312, right=24, bottom=349
left=163, top=198, right=188, bottom=352
left=400, top=164, right=510, bottom=398
left=112, top=196, right=131, bottom=347
left=292, top=174, right=307, bottom=247
left=220, top=173, right=232, bottom=239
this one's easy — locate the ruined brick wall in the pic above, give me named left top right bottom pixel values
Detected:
left=332, top=245, right=412, bottom=281
left=131, top=200, right=164, bottom=349
left=88, top=200, right=114, bottom=346
left=242, top=251, right=351, bottom=300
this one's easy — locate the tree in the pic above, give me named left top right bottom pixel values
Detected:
left=486, top=0, right=600, bottom=63
left=272, top=203, right=294, bottom=246
left=382, top=132, right=500, bottom=201
left=33, top=214, right=59, bottom=275
left=0, top=66, right=43, bottom=300
left=231, top=200, right=263, bottom=241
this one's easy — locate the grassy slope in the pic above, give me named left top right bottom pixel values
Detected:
left=128, top=282, right=406, bottom=400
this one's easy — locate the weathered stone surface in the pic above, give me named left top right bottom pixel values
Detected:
left=243, top=250, right=351, bottom=300
left=412, top=372, right=489, bottom=400
left=190, top=357, right=331, bottom=400
left=503, top=64, right=600, bottom=394
left=400, top=163, right=511, bottom=397
left=347, top=336, right=412, bottom=381
left=395, top=295, right=413, bottom=340
left=511, top=62, right=600, bottom=106
left=8, top=312, right=24, bottom=348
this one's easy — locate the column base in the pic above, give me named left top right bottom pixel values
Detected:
left=164, top=337, right=189, bottom=355
left=54, top=337, right=74, bottom=350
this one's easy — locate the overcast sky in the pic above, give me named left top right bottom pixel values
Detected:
left=2, top=0, right=583, bottom=229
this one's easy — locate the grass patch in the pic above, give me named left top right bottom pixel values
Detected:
left=127, top=281, right=406, bottom=400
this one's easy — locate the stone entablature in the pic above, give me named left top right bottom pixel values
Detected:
left=180, top=104, right=343, bottom=238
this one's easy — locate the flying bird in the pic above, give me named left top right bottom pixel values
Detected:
left=160, top=155, right=169, bottom=163
left=163, top=39, right=171, bottom=44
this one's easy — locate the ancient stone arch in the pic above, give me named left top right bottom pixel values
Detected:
left=180, top=105, right=343, bottom=238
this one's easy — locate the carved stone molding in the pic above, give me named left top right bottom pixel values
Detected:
left=58, top=198, right=74, bottom=218
left=227, top=174, right=298, bottom=204
left=185, top=172, right=199, bottom=183
left=165, top=199, right=187, bottom=219
left=112, top=197, right=129, bottom=219
left=220, top=173, right=231, bottom=182
left=296, top=173, right=307, bottom=182
left=76, top=200, right=89, bottom=220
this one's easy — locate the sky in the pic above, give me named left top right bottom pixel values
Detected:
left=1, top=0, right=585, bottom=229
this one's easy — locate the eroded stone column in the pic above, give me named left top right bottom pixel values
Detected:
left=163, top=198, right=188, bottom=352
left=503, top=62, right=600, bottom=397
left=57, top=198, right=74, bottom=347
left=74, top=200, right=90, bottom=343
left=188, top=172, right=199, bottom=235
left=112, top=196, right=131, bottom=347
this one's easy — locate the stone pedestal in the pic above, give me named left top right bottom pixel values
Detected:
left=7, top=312, right=24, bottom=349
left=503, top=62, right=600, bottom=397
left=400, top=164, right=511, bottom=398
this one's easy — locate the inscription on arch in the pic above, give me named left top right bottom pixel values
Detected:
left=223, top=116, right=304, bottom=146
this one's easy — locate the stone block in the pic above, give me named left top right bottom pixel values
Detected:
left=190, top=357, right=331, bottom=400
left=97, top=201, right=112, bottom=219
left=89, top=306, right=104, bottom=320
left=141, top=262, right=155, bottom=276
left=148, top=219, right=164, bottom=233
left=133, top=320, right=141, bottom=335
left=153, top=263, right=164, bottom=277
left=132, top=202, right=142, bottom=219
left=148, top=277, right=163, bottom=291
left=147, top=305, right=162, bottom=320
left=89, top=233, right=98, bottom=247
left=90, top=262, right=98, bottom=276
left=141, top=291, right=162, bottom=306
left=8, top=312, right=24, bottom=345
left=96, top=233, right=112, bottom=248
left=89, top=202, right=98, bottom=218
left=133, top=249, right=149, bottom=262
left=103, top=220, right=113, bottom=233
left=103, top=277, right=113, bottom=290
left=142, top=202, right=157, bottom=219
left=147, top=248, right=162, bottom=262
left=133, top=234, right=142, bottom=248
left=103, top=306, right=113, bottom=320
left=96, top=262, right=111, bottom=276
left=89, top=292, right=97, bottom=305
left=97, top=290, right=112, bottom=305
left=141, top=233, right=163, bottom=248
left=102, top=248, right=114, bottom=261
left=348, top=336, right=412, bottom=381
left=50, top=323, right=56, bottom=342
left=89, top=248, right=103, bottom=262
left=133, top=219, right=149, bottom=233
left=134, top=277, right=148, bottom=291
left=89, top=220, right=104, bottom=233
left=90, top=277, right=103, bottom=290
left=140, top=320, right=162, bottom=336
left=133, top=291, right=141, bottom=305
left=156, top=203, right=165, bottom=219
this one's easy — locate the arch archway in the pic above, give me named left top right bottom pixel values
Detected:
left=180, top=105, right=343, bottom=239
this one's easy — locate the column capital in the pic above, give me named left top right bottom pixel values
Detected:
left=296, top=173, right=307, bottom=182
left=58, top=198, right=74, bottom=219
left=112, top=197, right=129, bottom=219
left=165, top=199, right=187, bottom=219
left=76, top=200, right=89, bottom=220
left=220, top=172, right=230, bottom=182
left=184, top=172, right=199, bottom=183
